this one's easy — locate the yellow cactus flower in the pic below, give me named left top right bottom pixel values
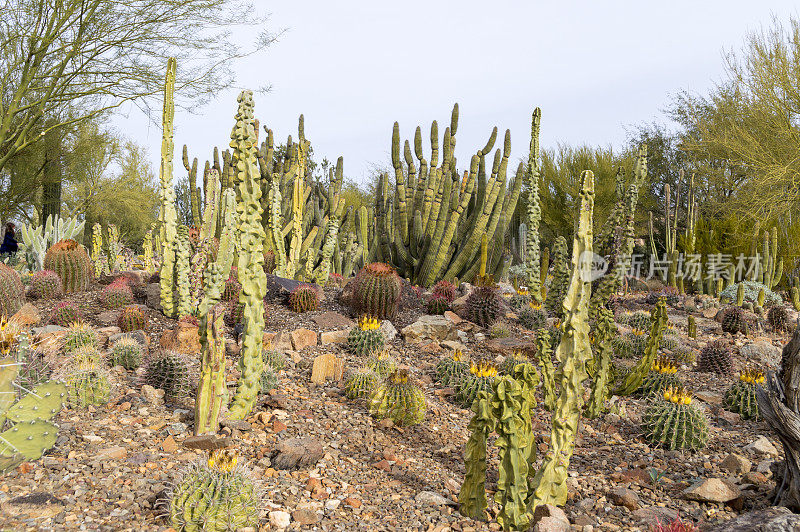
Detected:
left=358, top=316, right=380, bottom=331
left=207, top=449, right=238, bottom=472
left=452, top=349, right=464, bottom=362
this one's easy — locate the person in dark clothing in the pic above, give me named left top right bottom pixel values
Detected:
left=0, top=223, right=18, bottom=255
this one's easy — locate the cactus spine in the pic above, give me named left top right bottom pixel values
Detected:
left=159, top=58, right=179, bottom=317
left=525, top=108, right=542, bottom=303
left=227, top=91, right=267, bottom=420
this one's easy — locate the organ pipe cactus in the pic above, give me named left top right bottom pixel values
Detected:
left=159, top=57, right=179, bottom=317
left=375, top=104, right=523, bottom=286
left=227, top=90, right=268, bottom=420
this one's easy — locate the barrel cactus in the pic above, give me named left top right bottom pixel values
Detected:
left=347, top=317, right=385, bottom=356
left=288, top=284, right=320, bottom=313
left=50, top=301, right=82, bottom=326
left=60, top=363, right=111, bottom=408
left=509, top=289, right=531, bottom=312
left=431, top=280, right=457, bottom=303
left=617, top=310, right=651, bottom=332
left=43, top=239, right=92, bottom=293
left=344, top=368, right=379, bottom=400
left=455, top=360, right=498, bottom=408
left=117, top=305, right=146, bottom=332
left=637, top=355, right=683, bottom=397
left=721, top=306, right=748, bottom=335
left=435, top=349, right=469, bottom=387
left=109, top=337, right=144, bottom=370
left=767, top=306, right=791, bottom=333
left=29, top=270, right=63, bottom=299
left=642, top=386, right=709, bottom=450
left=696, top=340, right=733, bottom=375
left=500, top=351, right=531, bottom=375
left=63, top=321, right=98, bottom=354
left=427, top=295, right=450, bottom=315
left=365, top=351, right=397, bottom=378
left=168, top=449, right=262, bottom=532
left=352, top=263, right=402, bottom=319
left=368, top=369, right=426, bottom=426
left=262, top=349, right=287, bottom=372
left=100, top=281, right=134, bottom=309
left=222, top=272, right=241, bottom=302
left=259, top=366, right=278, bottom=393
left=465, top=286, right=504, bottom=328
left=0, top=262, right=24, bottom=318
left=142, top=351, right=193, bottom=399
left=518, top=303, right=547, bottom=330
left=724, top=367, right=764, bottom=420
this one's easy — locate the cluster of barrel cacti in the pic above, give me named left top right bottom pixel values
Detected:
left=434, top=349, right=469, bottom=387
left=367, top=369, right=426, bottom=426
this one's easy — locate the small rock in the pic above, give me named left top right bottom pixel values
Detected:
left=264, top=331, right=293, bottom=351
left=380, top=320, right=397, bottom=342
left=162, top=435, right=177, bottom=453
left=325, top=499, right=341, bottom=511
left=343, top=497, right=361, bottom=508
left=182, top=435, right=232, bottom=450
left=82, top=434, right=103, bottom=443
left=694, top=391, right=723, bottom=405
left=414, top=491, right=452, bottom=507
left=96, top=310, right=119, bottom=327
left=721, top=453, right=752, bottom=474
left=443, top=311, right=462, bottom=324
left=608, top=487, right=640, bottom=510
left=741, top=340, right=782, bottom=368
left=9, top=303, right=40, bottom=327
left=140, top=385, right=164, bottom=405
left=703, top=506, right=800, bottom=531
left=271, top=438, right=324, bottom=470
left=532, top=504, right=570, bottom=532
left=311, top=311, right=353, bottom=329
left=745, top=436, right=779, bottom=457
left=743, top=471, right=769, bottom=484
left=632, top=507, right=677, bottom=527
left=292, top=508, right=320, bottom=525
left=401, top=315, right=458, bottom=344
left=95, top=446, right=127, bottom=461
left=290, top=328, right=318, bottom=350
left=681, top=478, right=740, bottom=503
left=320, top=329, right=350, bottom=345
left=269, top=510, right=291, bottom=529
left=145, top=283, right=162, bottom=310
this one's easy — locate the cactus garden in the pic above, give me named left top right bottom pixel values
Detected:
left=3, top=7, right=800, bottom=532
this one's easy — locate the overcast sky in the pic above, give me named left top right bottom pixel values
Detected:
left=113, top=1, right=799, bottom=186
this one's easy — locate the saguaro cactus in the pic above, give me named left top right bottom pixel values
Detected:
left=159, top=57, right=179, bottom=317
left=227, top=91, right=268, bottom=420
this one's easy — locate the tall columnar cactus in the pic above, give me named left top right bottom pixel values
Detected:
left=373, top=104, right=522, bottom=286
left=143, top=228, right=155, bottom=273
left=106, top=224, right=120, bottom=273
left=545, top=236, right=569, bottom=317
left=43, top=239, right=92, bottom=293
left=525, top=108, right=543, bottom=303
left=0, top=264, right=24, bottom=318
left=175, top=226, right=192, bottom=317
left=159, top=57, right=179, bottom=317
left=524, top=171, right=595, bottom=511
left=687, top=315, right=697, bottom=339
left=91, top=223, right=107, bottom=277
left=227, top=91, right=268, bottom=420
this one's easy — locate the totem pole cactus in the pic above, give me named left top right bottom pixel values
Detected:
left=527, top=170, right=594, bottom=509
left=106, top=224, right=120, bottom=273
left=613, top=300, right=668, bottom=396
left=525, top=108, right=543, bottom=303
left=159, top=58, right=179, bottom=317
left=227, top=91, right=267, bottom=420
left=175, top=226, right=192, bottom=317
left=91, top=223, right=107, bottom=277
left=143, top=228, right=155, bottom=273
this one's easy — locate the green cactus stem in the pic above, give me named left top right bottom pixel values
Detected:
left=159, top=57, right=179, bottom=317
left=613, top=301, right=668, bottom=396
left=195, top=305, right=227, bottom=436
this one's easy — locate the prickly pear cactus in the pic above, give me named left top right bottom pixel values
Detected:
left=642, top=387, right=709, bottom=450
left=368, top=369, right=426, bottom=426
left=168, top=449, right=262, bottom=532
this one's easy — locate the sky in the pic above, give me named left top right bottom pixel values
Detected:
left=113, top=0, right=799, bottom=186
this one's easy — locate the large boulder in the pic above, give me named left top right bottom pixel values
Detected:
left=741, top=340, right=782, bottom=368
left=401, top=315, right=458, bottom=344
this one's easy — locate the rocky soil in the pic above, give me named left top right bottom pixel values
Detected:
left=0, top=277, right=796, bottom=531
